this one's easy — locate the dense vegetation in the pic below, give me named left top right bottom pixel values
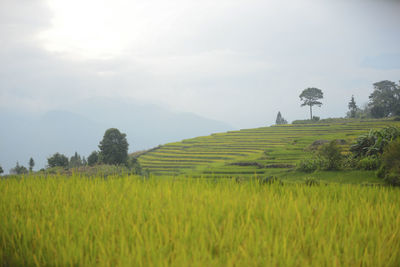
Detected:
left=1, top=176, right=399, bottom=266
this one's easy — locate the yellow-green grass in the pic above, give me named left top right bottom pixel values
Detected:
left=1, top=175, right=399, bottom=266
left=138, top=119, right=400, bottom=177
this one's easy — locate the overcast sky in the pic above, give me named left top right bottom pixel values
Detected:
left=1, top=0, right=400, bottom=128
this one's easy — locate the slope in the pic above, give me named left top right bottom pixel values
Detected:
left=138, top=119, right=400, bottom=178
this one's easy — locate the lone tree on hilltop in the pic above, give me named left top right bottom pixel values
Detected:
left=348, top=95, right=358, bottom=118
left=368, top=80, right=400, bottom=118
left=99, top=128, right=129, bottom=165
left=29, top=157, right=35, bottom=172
left=275, top=111, right=288, bottom=125
left=299, top=87, right=323, bottom=120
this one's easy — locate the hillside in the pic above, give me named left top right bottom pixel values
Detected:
left=138, top=119, right=400, bottom=179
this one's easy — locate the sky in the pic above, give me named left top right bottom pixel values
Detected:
left=1, top=0, right=400, bottom=129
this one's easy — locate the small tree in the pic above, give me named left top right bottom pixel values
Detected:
left=0, top=165, right=3, bottom=175
left=299, top=87, right=324, bottom=120
left=347, top=95, right=358, bottom=118
left=275, top=111, right=288, bottom=125
left=99, top=128, right=129, bottom=165
left=69, top=152, right=83, bottom=168
left=10, top=162, right=28, bottom=175
left=47, top=153, right=69, bottom=168
left=29, top=157, right=35, bottom=172
left=87, top=151, right=99, bottom=166
left=318, top=140, right=343, bottom=170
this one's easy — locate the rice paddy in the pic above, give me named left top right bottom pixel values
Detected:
left=1, top=176, right=399, bottom=266
left=139, top=119, right=400, bottom=178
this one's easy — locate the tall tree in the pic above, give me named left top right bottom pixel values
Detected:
left=29, top=157, right=35, bottom=172
left=348, top=95, right=358, bottom=118
left=99, top=128, right=129, bottom=165
left=275, top=111, right=288, bottom=125
left=369, top=80, right=400, bottom=118
left=299, top=87, right=323, bottom=120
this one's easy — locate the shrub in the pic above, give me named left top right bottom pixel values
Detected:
left=318, top=141, right=343, bottom=170
left=296, top=158, right=321, bottom=173
left=356, top=156, right=381, bottom=170
left=380, top=138, right=400, bottom=186
left=47, top=153, right=69, bottom=168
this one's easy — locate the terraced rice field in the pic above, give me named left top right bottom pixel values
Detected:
left=138, top=119, right=400, bottom=177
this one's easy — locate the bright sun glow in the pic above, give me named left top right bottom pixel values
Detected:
left=38, top=0, right=180, bottom=59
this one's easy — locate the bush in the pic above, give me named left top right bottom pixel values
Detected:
left=383, top=172, right=400, bottom=187
left=356, top=156, right=381, bottom=170
left=318, top=141, right=343, bottom=170
left=47, top=153, right=69, bottom=168
left=296, top=158, right=321, bottom=173
left=380, top=138, right=400, bottom=186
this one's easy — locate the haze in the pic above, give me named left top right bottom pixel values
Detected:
left=1, top=0, right=400, bottom=171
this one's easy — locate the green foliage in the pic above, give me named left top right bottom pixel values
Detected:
left=299, top=87, right=323, bottom=119
left=369, top=80, right=400, bottom=118
left=347, top=95, right=358, bottom=118
left=28, top=157, right=35, bottom=172
left=356, top=156, right=380, bottom=170
left=99, top=128, right=129, bottom=165
left=127, top=157, right=143, bottom=175
left=275, top=111, right=288, bottom=125
left=350, top=127, right=400, bottom=158
left=0, top=165, right=3, bottom=174
left=69, top=152, right=83, bottom=168
left=381, top=138, right=400, bottom=186
left=296, top=158, right=322, bottom=173
left=10, top=162, right=28, bottom=175
left=87, top=151, right=99, bottom=166
left=318, top=141, right=343, bottom=170
left=47, top=153, right=69, bottom=168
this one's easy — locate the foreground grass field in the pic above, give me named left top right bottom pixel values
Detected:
left=1, top=175, right=399, bottom=266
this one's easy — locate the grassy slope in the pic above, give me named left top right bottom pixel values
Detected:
left=138, top=119, right=400, bottom=182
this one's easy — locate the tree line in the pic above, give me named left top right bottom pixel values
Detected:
left=3, top=128, right=142, bottom=175
left=275, top=79, right=400, bottom=125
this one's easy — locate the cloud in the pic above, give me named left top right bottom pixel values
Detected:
left=0, top=0, right=400, bottom=129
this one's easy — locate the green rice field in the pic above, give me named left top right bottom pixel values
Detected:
left=1, top=176, right=399, bottom=266
left=138, top=119, right=400, bottom=177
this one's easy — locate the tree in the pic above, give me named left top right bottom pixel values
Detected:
left=368, top=80, right=400, bottom=118
left=87, top=151, right=99, bottom=166
left=299, top=87, right=323, bottom=120
left=99, top=128, right=129, bottom=165
left=29, top=157, right=35, bottom=172
left=0, top=165, right=3, bottom=175
left=347, top=95, right=358, bottom=118
left=275, top=111, right=288, bottom=125
left=47, top=153, right=69, bottom=168
left=69, top=152, right=83, bottom=168
left=10, top=162, right=28, bottom=175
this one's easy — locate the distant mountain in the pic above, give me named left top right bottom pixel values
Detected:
left=0, top=98, right=233, bottom=173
